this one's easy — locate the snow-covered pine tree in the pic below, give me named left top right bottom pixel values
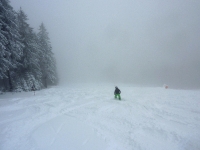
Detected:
left=0, top=1, right=8, bottom=80
left=37, top=23, right=57, bottom=88
left=16, top=8, right=43, bottom=91
left=0, top=0, right=23, bottom=91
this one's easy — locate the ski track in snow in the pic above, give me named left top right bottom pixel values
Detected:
left=0, top=85, right=200, bottom=150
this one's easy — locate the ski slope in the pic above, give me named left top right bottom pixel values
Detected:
left=0, top=85, right=200, bottom=150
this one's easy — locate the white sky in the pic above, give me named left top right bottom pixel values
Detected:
left=10, top=0, right=200, bottom=89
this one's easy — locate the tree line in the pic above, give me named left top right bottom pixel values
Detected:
left=0, top=0, right=58, bottom=92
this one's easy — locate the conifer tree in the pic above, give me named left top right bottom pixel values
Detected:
left=37, top=23, right=57, bottom=88
left=0, top=0, right=23, bottom=91
left=16, top=8, right=42, bottom=91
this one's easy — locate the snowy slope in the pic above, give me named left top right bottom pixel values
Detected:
left=0, top=85, right=200, bottom=150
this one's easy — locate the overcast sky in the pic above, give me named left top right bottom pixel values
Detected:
left=10, top=0, right=200, bottom=89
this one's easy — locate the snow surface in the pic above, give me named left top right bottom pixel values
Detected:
left=0, top=85, right=200, bottom=150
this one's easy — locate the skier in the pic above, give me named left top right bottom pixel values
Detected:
left=114, top=86, right=121, bottom=100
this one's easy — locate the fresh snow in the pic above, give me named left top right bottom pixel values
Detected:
left=0, top=85, right=200, bottom=150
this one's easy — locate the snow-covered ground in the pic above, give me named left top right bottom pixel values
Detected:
left=0, top=85, right=200, bottom=150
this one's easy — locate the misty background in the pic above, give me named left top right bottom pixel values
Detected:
left=10, top=0, right=200, bottom=89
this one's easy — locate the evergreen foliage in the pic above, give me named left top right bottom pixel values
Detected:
left=0, top=0, right=23, bottom=91
left=38, top=23, right=57, bottom=88
left=0, top=1, right=58, bottom=92
left=16, top=8, right=43, bottom=91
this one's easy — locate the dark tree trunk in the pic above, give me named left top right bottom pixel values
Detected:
left=44, top=76, right=47, bottom=88
left=7, top=70, right=13, bottom=92
left=44, top=78, right=47, bottom=88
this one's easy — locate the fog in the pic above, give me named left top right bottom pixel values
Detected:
left=10, top=0, right=200, bottom=89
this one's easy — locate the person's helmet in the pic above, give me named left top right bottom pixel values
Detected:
left=115, top=86, right=118, bottom=88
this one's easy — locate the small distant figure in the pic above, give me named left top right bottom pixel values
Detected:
left=31, top=84, right=36, bottom=95
left=114, top=86, right=121, bottom=100
left=163, top=84, right=168, bottom=89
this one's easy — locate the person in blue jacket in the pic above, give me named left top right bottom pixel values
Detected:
left=114, top=86, right=121, bottom=100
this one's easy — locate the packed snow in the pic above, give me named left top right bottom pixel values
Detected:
left=0, top=84, right=200, bottom=150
